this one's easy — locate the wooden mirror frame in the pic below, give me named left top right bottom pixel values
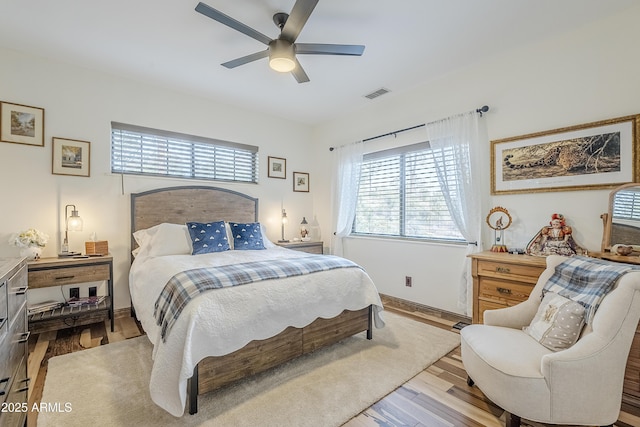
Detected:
left=601, top=182, right=640, bottom=252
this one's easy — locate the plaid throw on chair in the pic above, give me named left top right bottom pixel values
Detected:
left=154, top=255, right=362, bottom=341
left=543, top=256, right=636, bottom=324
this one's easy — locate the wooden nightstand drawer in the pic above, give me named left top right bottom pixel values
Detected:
left=28, top=263, right=110, bottom=288
left=276, top=241, right=323, bottom=254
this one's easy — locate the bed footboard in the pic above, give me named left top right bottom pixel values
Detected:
left=188, top=305, right=373, bottom=415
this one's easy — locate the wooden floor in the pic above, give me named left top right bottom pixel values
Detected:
left=26, top=309, right=640, bottom=427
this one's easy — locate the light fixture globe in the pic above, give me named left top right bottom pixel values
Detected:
left=269, top=39, right=295, bottom=73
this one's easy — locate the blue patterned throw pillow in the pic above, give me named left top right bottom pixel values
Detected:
left=229, top=222, right=265, bottom=250
left=186, top=221, right=230, bottom=255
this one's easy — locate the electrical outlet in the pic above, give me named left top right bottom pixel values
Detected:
left=89, top=286, right=97, bottom=297
left=405, top=276, right=412, bottom=287
left=70, top=287, right=80, bottom=299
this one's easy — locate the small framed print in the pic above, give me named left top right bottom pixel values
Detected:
left=0, top=101, right=45, bottom=147
left=268, top=156, right=286, bottom=179
left=293, top=172, right=310, bottom=192
left=52, top=137, right=91, bottom=177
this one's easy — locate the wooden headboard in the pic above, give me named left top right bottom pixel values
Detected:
left=130, top=185, right=259, bottom=252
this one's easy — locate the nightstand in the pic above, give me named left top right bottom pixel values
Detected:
left=276, top=241, right=323, bottom=254
left=27, top=255, right=114, bottom=333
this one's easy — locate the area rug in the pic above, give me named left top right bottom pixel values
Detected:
left=38, top=312, right=460, bottom=427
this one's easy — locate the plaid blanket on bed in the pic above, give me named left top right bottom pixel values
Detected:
left=543, top=256, right=636, bottom=324
left=154, top=255, right=363, bottom=341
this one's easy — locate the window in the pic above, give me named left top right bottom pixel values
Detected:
left=613, top=188, right=640, bottom=221
left=353, top=142, right=464, bottom=242
left=110, top=122, right=258, bottom=183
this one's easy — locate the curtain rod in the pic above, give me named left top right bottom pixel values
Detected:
left=329, top=105, right=489, bottom=151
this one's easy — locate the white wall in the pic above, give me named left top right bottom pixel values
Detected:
left=311, top=4, right=640, bottom=316
left=0, top=48, right=316, bottom=309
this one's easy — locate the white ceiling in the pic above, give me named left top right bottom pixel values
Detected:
left=0, top=1, right=636, bottom=125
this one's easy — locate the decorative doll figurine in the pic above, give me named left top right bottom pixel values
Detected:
left=526, top=213, right=587, bottom=257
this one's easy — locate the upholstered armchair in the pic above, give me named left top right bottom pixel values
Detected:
left=461, top=255, right=640, bottom=427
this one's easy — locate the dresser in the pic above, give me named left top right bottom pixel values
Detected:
left=0, top=257, right=29, bottom=427
left=469, top=251, right=640, bottom=409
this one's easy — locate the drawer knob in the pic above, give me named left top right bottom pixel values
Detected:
left=495, top=267, right=511, bottom=274
left=55, top=275, right=75, bottom=280
left=496, top=287, right=512, bottom=295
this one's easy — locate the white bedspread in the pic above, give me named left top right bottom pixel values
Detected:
left=129, top=246, right=384, bottom=416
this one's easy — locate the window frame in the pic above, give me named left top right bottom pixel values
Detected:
left=351, top=141, right=465, bottom=244
left=110, top=122, right=259, bottom=184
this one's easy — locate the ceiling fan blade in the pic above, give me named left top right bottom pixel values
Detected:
left=280, top=0, right=319, bottom=43
left=195, top=2, right=272, bottom=46
left=221, top=50, right=270, bottom=68
left=296, top=43, right=365, bottom=56
left=291, top=58, right=310, bottom=83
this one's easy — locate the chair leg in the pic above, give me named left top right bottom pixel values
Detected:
left=505, top=411, right=521, bottom=427
left=466, top=376, right=474, bottom=386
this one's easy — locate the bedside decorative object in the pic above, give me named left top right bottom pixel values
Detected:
left=52, top=137, right=91, bottom=177
left=278, top=208, right=289, bottom=243
left=486, top=206, right=511, bottom=253
left=9, top=227, right=49, bottom=260
left=85, top=240, right=109, bottom=255
left=525, top=213, right=587, bottom=257
left=300, top=217, right=310, bottom=241
left=310, top=215, right=321, bottom=241
left=59, top=204, right=83, bottom=257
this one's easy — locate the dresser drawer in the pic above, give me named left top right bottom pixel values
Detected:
left=478, top=277, right=533, bottom=305
left=476, top=260, right=544, bottom=284
left=477, top=300, right=507, bottom=324
left=28, top=263, right=110, bottom=288
left=7, top=265, right=27, bottom=326
left=0, top=357, right=28, bottom=427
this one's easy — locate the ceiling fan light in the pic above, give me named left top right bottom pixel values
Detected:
left=269, top=39, right=296, bottom=72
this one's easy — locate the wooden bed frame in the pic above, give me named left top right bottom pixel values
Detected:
left=130, top=185, right=373, bottom=415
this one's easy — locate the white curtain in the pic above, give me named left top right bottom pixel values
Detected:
left=426, top=111, right=486, bottom=315
left=330, top=141, right=364, bottom=256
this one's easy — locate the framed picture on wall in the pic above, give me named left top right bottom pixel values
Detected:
left=268, top=156, right=286, bottom=179
left=0, top=101, right=45, bottom=147
left=52, top=137, right=91, bottom=177
left=491, top=114, right=640, bottom=195
left=293, top=172, right=310, bottom=192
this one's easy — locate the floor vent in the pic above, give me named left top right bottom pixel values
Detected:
left=452, top=321, right=470, bottom=331
left=364, top=87, right=391, bottom=100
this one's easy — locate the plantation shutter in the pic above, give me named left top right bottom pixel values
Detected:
left=354, top=142, right=464, bottom=241
left=110, top=122, right=258, bottom=183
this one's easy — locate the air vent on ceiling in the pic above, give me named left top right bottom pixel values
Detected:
left=364, top=87, right=391, bottom=100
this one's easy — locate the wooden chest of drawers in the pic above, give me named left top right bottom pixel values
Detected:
left=470, top=252, right=546, bottom=324
left=0, top=257, right=29, bottom=427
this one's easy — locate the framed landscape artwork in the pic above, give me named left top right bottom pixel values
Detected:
left=491, top=114, right=640, bottom=195
left=268, top=156, right=286, bottom=179
left=0, top=101, right=45, bottom=147
left=52, top=137, right=91, bottom=177
left=293, top=172, right=310, bottom=192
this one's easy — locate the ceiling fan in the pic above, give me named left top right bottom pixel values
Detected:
left=195, top=0, right=365, bottom=83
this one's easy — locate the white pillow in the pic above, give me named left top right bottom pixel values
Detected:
left=524, top=292, right=586, bottom=351
left=133, top=223, right=192, bottom=258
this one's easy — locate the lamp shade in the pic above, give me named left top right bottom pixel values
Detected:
left=269, top=39, right=296, bottom=73
left=67, top=212, right=83, bottom=231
